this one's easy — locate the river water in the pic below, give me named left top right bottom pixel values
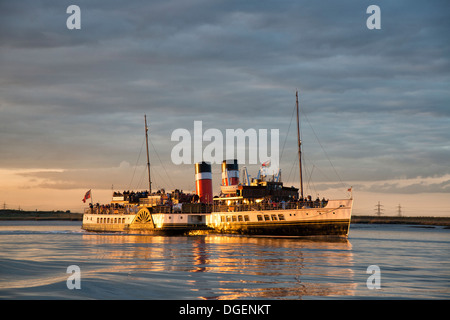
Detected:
left=0, top=221, right=449, bottom=300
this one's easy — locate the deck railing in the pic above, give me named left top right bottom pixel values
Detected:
left=84, top=207, right=139, bottom=215
left=212, top=201, right=327, bottom=212
left=83, top=200, right=329, bottom=215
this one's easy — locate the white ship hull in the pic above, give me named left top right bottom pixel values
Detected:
left=82, top=207, right=208, bottom=235
left=82, top=199, right=352, bottom=237
left=207, top=199, right=352, bottom=237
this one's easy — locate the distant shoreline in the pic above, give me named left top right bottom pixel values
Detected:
left=351, top=215, right=450, bottom=227
left=0, top=209, right=82, bottom=221
left=1, top=209, right=449, bottom=227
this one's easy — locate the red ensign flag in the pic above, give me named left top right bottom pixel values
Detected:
left=82, top=190, right=91, bottom=203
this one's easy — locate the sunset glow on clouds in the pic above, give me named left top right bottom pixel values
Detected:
left=1, top=1, right=449, bottom=215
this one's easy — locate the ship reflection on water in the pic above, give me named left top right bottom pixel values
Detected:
left=81, top=234, right=355, bottom=299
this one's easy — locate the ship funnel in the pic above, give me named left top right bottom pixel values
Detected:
left=195, top=161, right=213, bottom=204
left=221, top=159, right=239, bottom=186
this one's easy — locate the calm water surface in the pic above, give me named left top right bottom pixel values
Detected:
left=0, top=221, right=449, bottom=299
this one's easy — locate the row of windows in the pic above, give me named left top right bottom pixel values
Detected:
left=97, top=217, right=126, bottom=224
left=220, top=214, right=286, bottom=223
left=220, top=215, right=250, bottom=223
left=257, top=214, right=286, bottom=221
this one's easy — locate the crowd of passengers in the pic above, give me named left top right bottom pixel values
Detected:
left=89, top=202, right=126, bottom=209
left=113, top=190, right=150, bottom=202
left=214, top=195, right=328, bottom=209
left=87, top=190, right=329, bottom=214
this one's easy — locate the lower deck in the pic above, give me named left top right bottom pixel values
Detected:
left=82, top=199, right=352, bottom=237
left=208, top=199, right=352, bottom=236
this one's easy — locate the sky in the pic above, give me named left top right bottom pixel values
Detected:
left=1, top=0, right=449, bottom=216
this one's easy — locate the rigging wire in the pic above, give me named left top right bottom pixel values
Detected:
left=280, top=101, right=297, bottom=162
left=286, top=152, right=298, bottom=185
left=136, top=164, right=147, bottom=190
left=301, top=107, right=348, bottom=190
left=305, top=164, right=318, bottom=197
left=131, top=122, right=176, bottom=192
left=128, top=136, right=146, bottom=190
left=285, top=96, right=348, bottom=197
left=149, top=134, right=175, bottom=190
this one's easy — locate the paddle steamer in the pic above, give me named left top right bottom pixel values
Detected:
left=82, top=92, right=353, bottom=236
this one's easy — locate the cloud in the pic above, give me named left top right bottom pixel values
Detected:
left=355, top=175, right=450, bottom=194
left=0, top=0, right=449, bottom=202
left=311, top=174, right=450, bottom=196
left=16, top=161, right=141, bottom=190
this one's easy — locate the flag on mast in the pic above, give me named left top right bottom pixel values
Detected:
left=82, top=190, right=91, bottom=203
left=261, top=160, right=271, bottom=167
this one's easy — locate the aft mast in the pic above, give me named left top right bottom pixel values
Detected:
left=144, top=114, right=152, bottom=193
left=296, top=90, right=304, bottom=199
